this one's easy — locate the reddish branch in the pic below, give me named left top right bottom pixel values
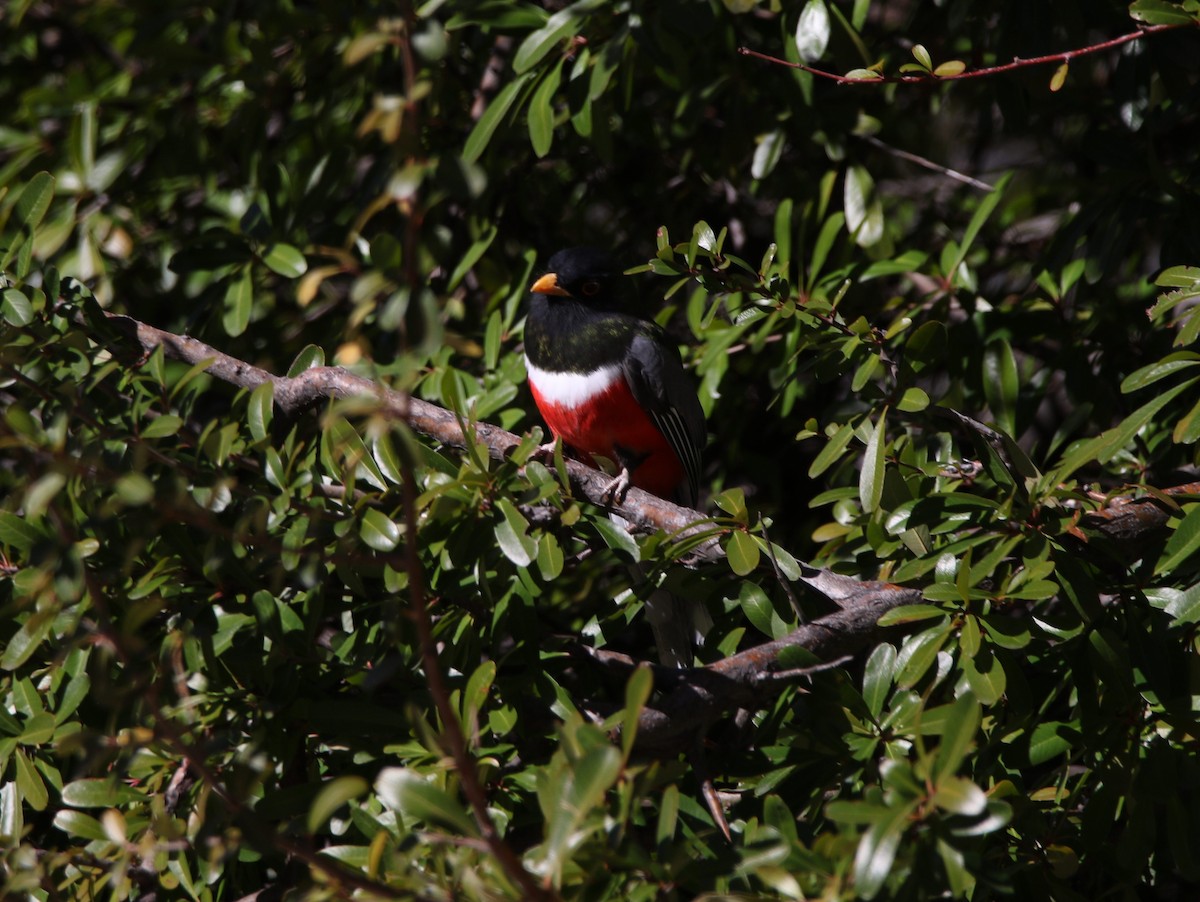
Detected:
left=738, top=23, right=1190, bottom=85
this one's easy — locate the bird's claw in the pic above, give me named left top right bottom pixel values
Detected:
left=601, top=468, right=632, bottom=505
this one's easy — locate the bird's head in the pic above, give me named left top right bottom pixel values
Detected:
left=530, top=246, right=617, bottom=303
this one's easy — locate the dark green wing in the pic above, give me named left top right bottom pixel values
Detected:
left=622, top=326, right=706, bottom=506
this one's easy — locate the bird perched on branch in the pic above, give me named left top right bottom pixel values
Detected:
left=524, top=246, right=706, bottom=508
left=524, top=246, right=709, bottom=666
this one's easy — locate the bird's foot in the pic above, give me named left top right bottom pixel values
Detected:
left=600, top=468, right=632, bottom=505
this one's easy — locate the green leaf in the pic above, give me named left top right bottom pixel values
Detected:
left=453, top=663, right=490, bottom=730
left=2, top=289, right=34, bottom=327
left=726, top=529, right=761, bottom=575
left=19, top=711, right=56, bottom=745
left=1121, top=354, right=1200, bottom=392
left=324, top=416, right=388, bottom=490
left=937, top=837, right=974, bottom=896
left=877, top=604, right=946, bottom=626
left=222, top=265, right=254, bottom=337
left=116, top=472, right=154, bottom=505
left=0, top=512, right=48, bottom=552
left=656, top=784, right=680, bottom=846
left=536, top=531, right=564, bottom=580
left=307, top=776, right=368, bottom=834
left=1, top=610, right=53, bottom=671
left=932, top=692, right=980, bottom=782
left=61, top=778, right=146, bottom=808
left=247, top=381, right=275, bottom=442
left=495, top=498, right=536, bottom=566
left=739, top=581, right=777, bottom=636
left=449, top=226, right=499, bottom=293
left=859, top=408, right=887, bottom=513
left=862, top=643, right=896, bottom=719
left=360, top=508, right=401, bottom=552
left=961, top=646, right=1006, bottom=704
left=979, top=616, right=1030, bottom=650
left=896, top=387, right=929, bottom=412
left=142, top=414, right=183, bottom=439
left=931, top=775, right=987, bottom=816
left=982, top=340, right=1019, bottom=436
left=287, top=344, right=325, bottom=376
left=541, top=743, right=623, bottom=877
left=1055, top=376, right=1196, bottom=481
left=794, top=0, right=831, bottom=63
left=592, top=515, right=639, bottom=561
left=15, top=748, right=48, bottom=811
left=895, top=621, right=949, bottom=688
left=844, top=165, right=884, bottom=247
left=1157, top=504, right=1200, bottom=575
left=949, top=172, right=1011, bottom=281
left=53, top=809, right=110, bottom=842
left=934, top=60, right=967, bottom=77
left=263, top=243, right=307, bottom=278
left=13, top=171, right=54, bottom=231
left=1026, top=721, right=1078, bottom=766
left=809, top=419, right=856, bottom=477
left=513, top=5, right=581, bottom=74
left=713, top=486, right=748, bottom=522
left=1172, top=395, right=1200, bottom=443
left=959, top=614, right=981, bottom=658
left=1156, top=264, right=1200, bottom=290
left=375, top=768, right=478, bottom=836
left=463, top=73, right=534, bottom=163
left=854, top=799, right=918, bottom=898
left=528, top=60, right=563, bottom=157
left=751, top=129, right=785, bottom=180
left=1162, top=584, right=1200, bottom=625
left=911, top=44, right=932, bottom=70
left=1129, top=0, right=1198, bottom=25
left=621, top=665, right=653, bottom=757
left=844, top=68, right=884, bottom=80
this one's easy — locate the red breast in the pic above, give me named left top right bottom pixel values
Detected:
left=527, top=364, right=686, bottom=498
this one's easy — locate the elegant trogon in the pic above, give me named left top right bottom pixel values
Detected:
left=524, top=246, right=709, bottom=666
left=524, top=246, right=706, bottom=508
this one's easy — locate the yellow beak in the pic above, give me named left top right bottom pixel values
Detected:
left=531, top=272, right=570, bottom=297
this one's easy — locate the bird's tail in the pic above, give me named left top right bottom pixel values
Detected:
left=644, top=586, right=713, bottom=668
left=611, top=512, right=710, bottom=666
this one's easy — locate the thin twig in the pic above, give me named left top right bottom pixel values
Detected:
left=738, top=23, right=1189, bottom=85
left=859, top=134, right=993, bottom=192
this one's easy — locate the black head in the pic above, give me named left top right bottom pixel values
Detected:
left=531, top=246, right=617, bottom=302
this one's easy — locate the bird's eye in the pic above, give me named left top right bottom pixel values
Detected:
left=581, top=280, right=602, bottom=297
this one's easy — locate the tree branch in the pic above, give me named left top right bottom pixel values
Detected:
left=101, top=310, right=717, bottom=545
left=87, top=309, right=1200, bottom=760
left=738, top=23, right=1190, bottom=86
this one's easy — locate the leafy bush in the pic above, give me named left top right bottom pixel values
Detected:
left=2, top=1, right=1200, bottom=898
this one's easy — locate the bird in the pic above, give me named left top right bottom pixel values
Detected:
left=524, top=246, right=706, bottom=508
left=524, top=246, right=709, bottom=666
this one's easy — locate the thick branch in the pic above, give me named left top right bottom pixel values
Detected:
left=1073, top=481, right=1200, bottom=547
left=104, top=312, right=709, bottom=544
left=577, top=579, right=922, bottom=753
left=92, top=310, right=1200, bottom=761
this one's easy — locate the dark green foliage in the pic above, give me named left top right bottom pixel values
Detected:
left=3, top=0, right=1200, bottom=898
